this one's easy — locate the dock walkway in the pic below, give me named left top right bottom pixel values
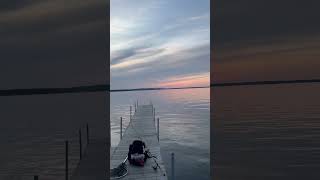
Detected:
left=111, top=104, right=167, bottom=180
left=71, top=138, right=108, bottom=180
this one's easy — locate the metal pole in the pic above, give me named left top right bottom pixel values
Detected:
left=171, top=153, right=175, bottom=180
left=157, top=118, right=159, bottom=141
left=120, top=117, right=123, bottom=140
left=130, top=106, right=132, bottom=121
left=65, top=140, right=68, bottom=180
left=34, top=175, right=38, bottom=180
left=86, top=123, right=89, bottom=145
left=79, top=129, right=82, bottom=160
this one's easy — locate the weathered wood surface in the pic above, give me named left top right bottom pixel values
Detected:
left=111, top=104, right=167, bottom=180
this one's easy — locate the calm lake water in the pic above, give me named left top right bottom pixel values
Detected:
left=111, top=88, right=210, bottom=180
left=213, top=83, right=320, bottom=180
left=0, top=93, right=107, bottom=180
left=4, top=83, right=318, bottom=179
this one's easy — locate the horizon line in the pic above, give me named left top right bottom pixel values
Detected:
left=110, top=86, right=209, bottom=92
left=1, top=78, right=320, bottom=96
left=212, top=79, right=320, bottom=87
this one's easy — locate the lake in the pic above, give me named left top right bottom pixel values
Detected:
left=2, top=83, right=319, bottom=179
left=0, top=88, right=210, bottom=180
left=111, top=88, right=210, bottom=180
left=0, top=93, right=108, bottom=180
left=212, top=83, right=320, bottom=179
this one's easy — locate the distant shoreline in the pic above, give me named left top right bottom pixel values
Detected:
left=110, top=86, right=209, bottom=92
left=111, top=79, right=320, bottom=92
left=1, top=79, right=320, bottom=96
left=212, top=79, right=320, bottom=87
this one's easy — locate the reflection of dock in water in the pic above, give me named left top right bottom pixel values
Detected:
left=111, top=104, right=167, bottom=180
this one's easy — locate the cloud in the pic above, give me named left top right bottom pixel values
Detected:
left=111, top=43, right=209, bottom=74
left=0, top=0, right=108, bottom=89
left=213, top=0, right=320, bottom=83
left=155, top=72, right=210, bottom=88
left=214, top=0, right=320, bottom=46
left=213, top=35, right=320, bottom=83
left=187, top=13, right=209, bottom=21
left=110, top=0, right=210, bottom=89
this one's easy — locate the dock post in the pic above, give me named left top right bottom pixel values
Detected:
left=154, top=108, right=155, bottom=122
left=65, top=140, right=68, bottom=180
left=86, top=123, right=89, bottom=145
left=130, top=106, right=132, bottom=121
left=120, top=117, right=123, bottom=140
left=157, top=118, right=159, bottom=141
left=34, top=175, right=38, bottom=180
left=134, top=103, right=136, bottom=112
left=171, top=153, right=175, bottom=180
left=79, top=129, right=82, bottom=160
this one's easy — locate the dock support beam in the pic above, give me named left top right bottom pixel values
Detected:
left=120, top=117, right=123, bottom=140
left=171, top=153, right=175, bottom=180
left=130, top=106, right=132, bottom=121
left=65, top=140, right=68, bottom=180
left=34, top=175, right=38, bottom=180
left=79, top=129, right=82, bottom=160
left=157, top=118, right=159, bottom=141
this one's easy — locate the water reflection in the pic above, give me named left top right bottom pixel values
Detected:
left=110, top=88, right=210, bottom=180
left=213, top=84, right=320, bottom=180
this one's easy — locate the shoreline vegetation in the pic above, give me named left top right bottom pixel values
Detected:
left=1, top=79, right=320, bottom=96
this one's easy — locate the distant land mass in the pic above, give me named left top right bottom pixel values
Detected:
left=212, top=79, right=320, bottom=87
left=110, top=86, right=209, bottom=92
left=1, top=79, right=320, bottom=96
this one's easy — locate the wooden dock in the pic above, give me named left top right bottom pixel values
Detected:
left=71, top=138, right=108, bottom=180
left=111, top=104, right=168, bottom=180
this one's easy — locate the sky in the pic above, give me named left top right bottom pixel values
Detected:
left=111, top=0, right=210, bottom=89
left=212, top=0, right=320, bottom=83
left=0, top=0, right=108, bottom=89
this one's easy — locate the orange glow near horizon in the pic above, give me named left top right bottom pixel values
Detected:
left=155, top=72, right=210, bottom=88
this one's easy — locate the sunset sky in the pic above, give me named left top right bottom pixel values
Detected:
left=111, top=0, right=210, bottom=89
left=213, top=0, right=320, bottom=83
left=0, top=1, right=107, bottom=89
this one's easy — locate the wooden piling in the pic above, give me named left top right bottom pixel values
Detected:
left=65, top=140, right=68, bottom=180
left=86, top=123, right=89, bottom=145
left=130, top=106, right=132, bottom=121
left=79, top=129, right=82, bottom=160
left=34, top=175, right=38, bottom=180
left=171, top=153, right=175, bottom=180
left=157, top=118, right=159, bottom=141
left=120, top=117, right=123, bottom=140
